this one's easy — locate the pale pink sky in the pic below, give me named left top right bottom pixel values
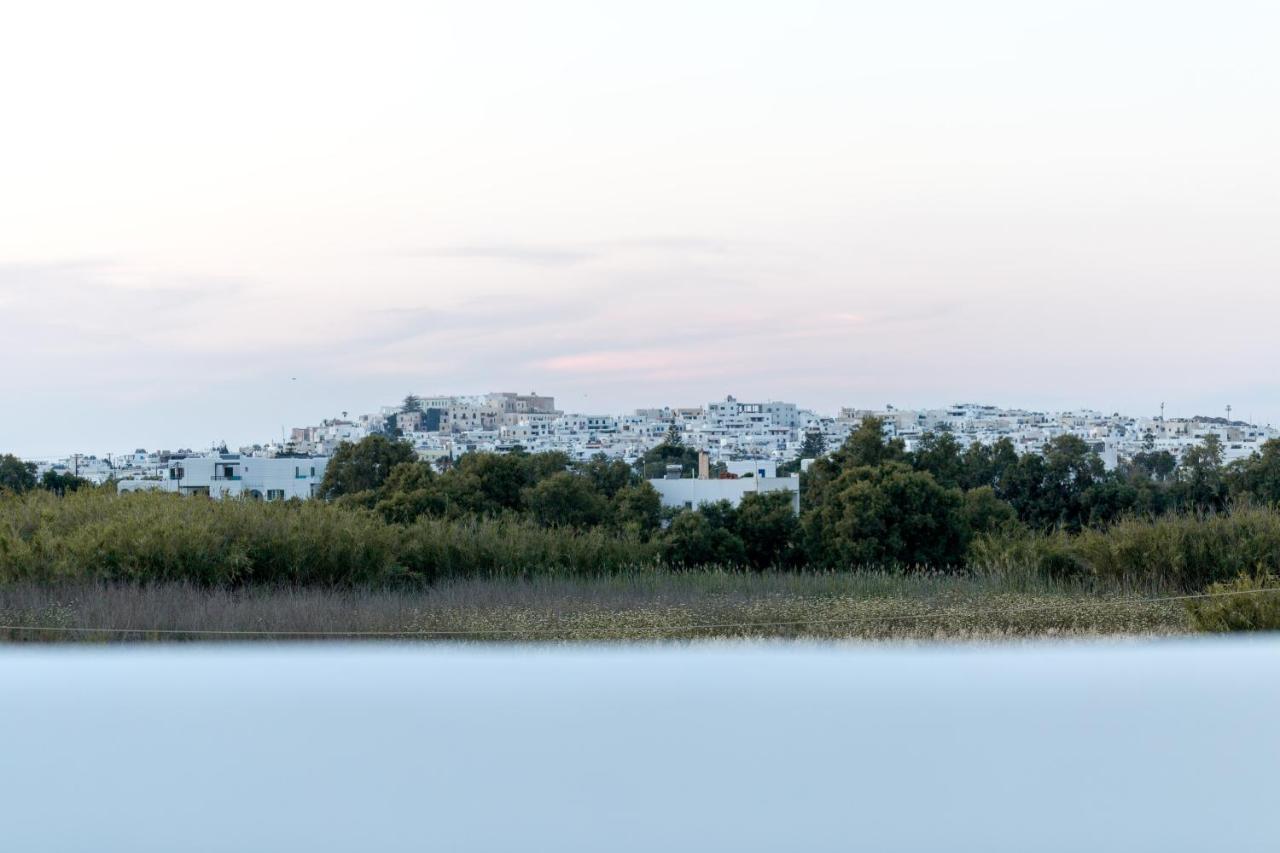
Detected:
left=2, top=1, right=1279, bottom=456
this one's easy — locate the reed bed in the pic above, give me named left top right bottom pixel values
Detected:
left=0, top=572, right=1191, bottom=643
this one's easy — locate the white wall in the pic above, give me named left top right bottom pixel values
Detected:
left=725, top=460, right=777, bottom=478
left=648, top=476, right=800, bottom=514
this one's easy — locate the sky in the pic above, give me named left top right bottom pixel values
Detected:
left=2, top=1, right=1279, bottom=457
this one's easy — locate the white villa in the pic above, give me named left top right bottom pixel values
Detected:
left=117, top=454, right=328, bottom=500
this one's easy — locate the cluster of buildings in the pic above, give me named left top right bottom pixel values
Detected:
left=285, top=394, right=1276, bottom=471
left=33, top=393, right=1278, bottom=509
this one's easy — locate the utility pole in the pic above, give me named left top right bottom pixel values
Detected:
left=1226, top=404, right=1233, bottom=423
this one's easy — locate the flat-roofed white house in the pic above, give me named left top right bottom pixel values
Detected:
left=117, top=454, right=329, bottom=500
left=648, top=473, right=800, bottom=514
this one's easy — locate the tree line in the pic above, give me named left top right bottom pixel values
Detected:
left=317, top=417, right=1280, bottom=570
left=7, top=416, right=1280, bottom=575
left=0, top=455, right=93, bottom=496
left=317, top=435, right=798, bottom=570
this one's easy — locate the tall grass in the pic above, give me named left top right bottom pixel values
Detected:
left=971, top=504, right=1280, bottom=591
left=0, top=490, right=659, bottom=586
left=7, top=490, right=1280, bottom=593
left=0, top=574, right=1191, bottom=642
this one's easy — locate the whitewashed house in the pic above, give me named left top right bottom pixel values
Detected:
left=117, top=454, right=329, bottom=500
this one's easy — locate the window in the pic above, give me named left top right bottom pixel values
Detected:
left=266, top=489, right=286, bottom=501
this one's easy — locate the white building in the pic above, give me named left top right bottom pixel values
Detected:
left=648, top=474, right=801, bottom=514
left=117, top=454, right=329, bottom=500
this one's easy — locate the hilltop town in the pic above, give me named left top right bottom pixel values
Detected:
left=32, top=393, right=1278, bottom=502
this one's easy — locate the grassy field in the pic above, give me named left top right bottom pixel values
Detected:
left=0, top=570, right=1193, bottom=643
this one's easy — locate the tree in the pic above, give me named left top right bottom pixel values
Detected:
left=0, top=454, right=37, bottom=494
left=996, top=436, right=1106, bottom=531
left=1172, top=435, right=1227, bottom=511
left=664, top=423, right=683, bottom=446
left=374, top=462, right=444, bottom=523
left=319, top=435, right=417, bottom=500
left=402, top=395, right=423, bottom=413
left=799, top=430, right=827, bottom=459
left=1229, top=439, right=1280, bottom=505
left=1132, top=449, right=1177, bottom=482
left=733, top=491, right=800, bottom=569
left=961, top=486, right=1020, bottom=535
left=911, top=431, right=964, bottom=489
left=575, top=455, right=638, bottom=499
left=40, top=470, right=91, bottom=496
left=830, top=417, right=905, bottom=469
left=663, top=505, right=746, bottom=567
left=803, top=463, right=968, bottom=568
left=958, top=437, right=1019, bottom=491
left=450, top=452, right=536, bottom=515
left=637, top=439, right=699, bottom=479
left=612, top=482, right=662, bottom=537
left=523, top=472, right=607, bottom=528
left=801, top=416, right=907, bottom=519
left=443, top=450, right=571, bottom=516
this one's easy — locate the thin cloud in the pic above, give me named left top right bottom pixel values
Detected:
left=397, top=235, right=742, bottom=268
left=405, top=245, right=597, bottom=267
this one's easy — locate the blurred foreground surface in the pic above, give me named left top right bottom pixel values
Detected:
left=1, top=639, right=1276, bottom=852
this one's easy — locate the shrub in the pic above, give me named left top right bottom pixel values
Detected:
left=0, top=489, right=655, bottom=587
left=970, top=505, right=1280, bottom=591
left=1186, top=574, right=1280, bottom=632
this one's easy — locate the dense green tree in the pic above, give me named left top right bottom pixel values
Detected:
left=958, top=437, right=1019, bottom=491
left=830, top=417, right=906, bottom=469
left=612, top=482, right=663, bottom=537
left=374, top=462, right=444, bottom=523
left=319, top=435, right=417, bottom=500
left=911, top=430, right=965, bottom=489
left=402, top=395, right=423, bottom=413
left=1079, top=475, right=1143, bottom=527
left=663, top=504, right=746, bottom=567
left=575, top=455, right=637, bottom=499
left=801, top=416, right=906, bottom=518
left=448, top=451, right=567, bottom=515
left=733, top=490, right=800, bottom=569
left=803, top=462, right=968, bottom=568
left=960, top=486, right=1020, bottom=535
left=1131, top=449, right=1177, bottom=482
left=40, top=470, right=91, bottom=496
left=0, top=454, right=38, bottom=494
left=1171, top=435, right=1227, bottom=511
left=996, top=436, right=1106, bottom=531
left=1229, top=439, right=1280, bottom=505
left=523, top=471, right=608, bottom=528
